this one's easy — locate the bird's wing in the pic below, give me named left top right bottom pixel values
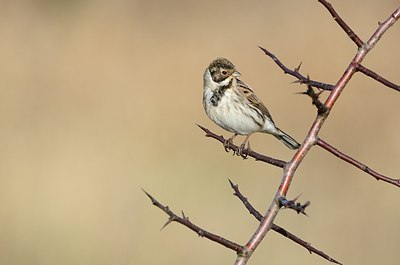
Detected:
left=236, top=78, right=275, bottom=123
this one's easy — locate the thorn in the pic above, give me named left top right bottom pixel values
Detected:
left=301, top=201, right=311, bottom=215
left=197, top=124, right=208, bottom=133
left=228, top=179, right=239, bottom=196
left=142, top=188, right=157, bottom=204
left=228, top=178, right=236, bottom=189
left=291, top=193, right=302, bottom=202
left=160, top=217, right=174, bottom=231
left=278, top=196, right=311, bottom=215
left=291, top=79, right=304, bottom=84
left=258, top=46, right=273, bottom=57
left=295, top=62, right=303, bottom=72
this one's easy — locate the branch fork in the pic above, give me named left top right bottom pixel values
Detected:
left=147, top=2, right=400, bottom=265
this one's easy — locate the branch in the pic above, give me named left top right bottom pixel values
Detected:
left=234, top=5, right=400, bottom=265
left=258, top=46, right=334, bottom=91
left=304, top=82, right=399, bottom=187
left=302, top=82, right=329, bottom=115
left=197, top=125, right=286, bottom=168
left=228, top=180, right=342, bottom=265
left=277, top=196, right=310, bottom=215
left=258, top=9, right=400, bottom=94
left=316, top=138, right=400, bottom=187
left=356, top=64, right=400, bottom=92
left=318, top=0, right=363, bottom=47
left=320, top=0, right=400, bottom=92
left=143, top=189, right=245, bottom=254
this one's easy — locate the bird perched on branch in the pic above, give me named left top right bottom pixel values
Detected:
left=203, top=57, right=300, bottom=156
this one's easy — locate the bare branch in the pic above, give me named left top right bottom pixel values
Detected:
left=318, top=0, right=363, bottom=47
left=150, top=3, right=400, bottom=265
left=356, top=64, right=400, bottom=92
left=319, top=0, right=400, bottom=93
left=197, top=125, right=286, bottom=168
left=316, top=138, right=400, bottom=187
left=258, top=46, right=334, bottom=91
left=228, top=180, right=342, bottom=265
left=301, top=82, right=329, bottom=115
left=277, top=196, right=310, bottom=215
left=234, top=5, right=400, bottom=265
left=143, top=189, right=245, bottom=253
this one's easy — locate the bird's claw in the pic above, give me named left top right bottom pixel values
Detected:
left=237, top=142, right=251, bottom=159
left=223, top=139, right=233, bottom=152
left=237, top=144, right=247, bottom=158
left=223, top=134, right=238, bottom=153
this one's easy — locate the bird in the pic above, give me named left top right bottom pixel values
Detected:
left=202, top=57, right=300, bottom=156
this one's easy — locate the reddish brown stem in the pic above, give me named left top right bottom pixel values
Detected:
left=229, top=179, right=342, bottom=264
left=234, top=5, right=400, bottom=265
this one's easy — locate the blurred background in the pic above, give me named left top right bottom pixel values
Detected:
left=0, top=0, right=399, bottom=264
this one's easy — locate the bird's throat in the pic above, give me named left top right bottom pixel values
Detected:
left=210, top=79, right=233, bottom=106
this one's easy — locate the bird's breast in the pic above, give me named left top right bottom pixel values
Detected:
left=203, top=89, right=264, bottom=135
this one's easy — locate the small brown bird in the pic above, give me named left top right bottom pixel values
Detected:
left=203, top=58, right=300, bottom=155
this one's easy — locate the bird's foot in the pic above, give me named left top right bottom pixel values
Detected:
left=223, top=134, right=237, bottom=153
left=223, top=138, right=233, bottom=153
left=237, top=142, right=251, bottom=159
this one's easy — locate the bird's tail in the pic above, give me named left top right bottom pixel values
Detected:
left=274, top=129, right=300, bottom=150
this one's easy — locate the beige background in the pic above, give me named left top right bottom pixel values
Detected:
left=0, top=1, right=399, bottom=264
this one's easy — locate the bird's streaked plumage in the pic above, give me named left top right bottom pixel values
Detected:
left=203, top=58, right=300, bottom=154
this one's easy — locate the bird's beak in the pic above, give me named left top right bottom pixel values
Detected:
left=232, top=71, right=241, bottom=77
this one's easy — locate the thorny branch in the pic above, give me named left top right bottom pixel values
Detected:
left=316, top=138, right=400, bottom=187
left=143, top=189, right=244, bottom=253
left=199, top=123, right=397, bottom=188
left=356, top=64, right=400, bottom=92
left=144, top=185, right=342, bottom=265
left=147, top=2, right=400, bottom=265
left=277, top=196, right=310, bottom=215
left=301, top=82, right=399, bottom=187
left=318, top=0, right=363, bottom=47
left=259, top=44, right=400, bottom=93
left=228, top=180, right=342, bottom=265
left=319, top=0, right=400, bottom=92
left=197, top=124, right=286, bottom=168
left=258, top=46, right=335, bottom=91
left=234, top=3, right=400, bottom=265
left=302, top=82, right=329, bottom=115
left=260, top=1, right=400, bottom=94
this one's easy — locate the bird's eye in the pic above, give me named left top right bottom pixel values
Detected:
left=221, top=70, right=227, bottom=75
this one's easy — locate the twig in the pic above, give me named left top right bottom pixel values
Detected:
left=197, top=125, right=286, bottom=168
left=319, top=0, right=400, bottom=92
left=258, top=46, right=334, bottom=91
left=277, top=196, right=310, bottom=215
left=150, top=3, right=400, bottom=265
left=356, top=64, right=400, bottom=92
left=302, top=82, right=329, bottom=115
left=304, top=81, right=398, bottom=187
left=143, top=189, right=245, bottom=253
left=318, top=0, right=363, bottom=47
left=316, top=138, right=400, bottom=187
left=234, top=5, right=400, bottom=265
left=228, top=180, right=342, bottom=265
